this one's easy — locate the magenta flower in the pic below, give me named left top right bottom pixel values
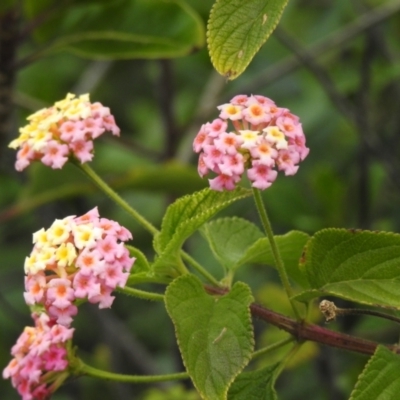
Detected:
left=193, top=94, right=309, bottom=191
left=3, top=313, right=73, bottom=400
left=9, top=93, right=120, bottom=171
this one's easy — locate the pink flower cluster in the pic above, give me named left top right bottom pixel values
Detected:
left=3, top=208, right=135, bottom=399
left=9, top=93, right=120, bottom=171
left=3, top=313, right=73, bottom=400
left=23, top=207, right=135, bottom=327
left=193, top=94, right=309, bottom=191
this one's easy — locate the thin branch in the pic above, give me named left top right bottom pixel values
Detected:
left=205, top=286, right=398, bottom=356
left=273, top=27, right=356, bottom=123
left=251, top=303, right=386, bottom=356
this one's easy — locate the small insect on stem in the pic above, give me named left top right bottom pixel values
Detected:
left=213, top=327, right=227, bottom=344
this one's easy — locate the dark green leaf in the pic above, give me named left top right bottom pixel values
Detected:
left=25, top=0, right=204, bottom=59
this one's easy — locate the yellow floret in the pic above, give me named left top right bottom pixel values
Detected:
left=47, top=219, right=72, bottom=246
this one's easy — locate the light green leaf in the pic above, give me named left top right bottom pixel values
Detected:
left=238, top=231, right=310, bottom=288
left=227, top=363, right=280, bottom=400
left=207, top=0, right=289, bottom=79
left=126, top=245, right=150, bottom=273
left=25, top=0, right=204, bottom=59
left=200, top=217, right=264, bottom=271
left=152, top=188, right=251, bottom=277
left=349, top=345, right=400, bottom=400
left=165, top=275, right=254, bottom=400
left=293, top=229, right=400, bottom=309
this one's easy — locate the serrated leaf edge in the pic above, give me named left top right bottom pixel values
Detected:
left=165, top=276, right=255, bottom=400
left=207, top=0, right=289, bottom=79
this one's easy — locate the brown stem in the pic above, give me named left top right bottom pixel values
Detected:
left=250, top=303, right=382, bottom=356
left=205, top=286, right=397, bottom=356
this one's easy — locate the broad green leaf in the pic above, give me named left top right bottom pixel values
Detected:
left=152, top=188, right=251, bottom=277
left=227, top=363, right=280, bottom=400
left=293, top=229, right=400, bottom=309
left=207, top=0, right=289, bottom=79
left=238, top=231, right=310, bottom=288
left=200, top=217, right=263, bottom=271
left=165, top=275, right=254, bottom=400
left=349, top=345, right=400, bottom=400
left=25, top=0, right=204, bottom=59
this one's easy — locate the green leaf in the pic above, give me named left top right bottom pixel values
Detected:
left=126, top=245, right=150, bottom=273
left=200, top=217, right=264, bottom=271
left=293, top=229, right=400, bottom=309
left=152, top=188, right=251, bottom=277
left=207, top=0, right=289, bottom=79
left=165, top=275, right=254, bottom=400
left=25, top=0, right=204, bottom=59
left=227, top=363, right=280, bottom=400
left=238, top=231, right=310, bottom=288
left=349, top=345, right=400, bottom=400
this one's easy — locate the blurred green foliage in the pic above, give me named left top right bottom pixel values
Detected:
left=1, top=0, right=400, bottom=399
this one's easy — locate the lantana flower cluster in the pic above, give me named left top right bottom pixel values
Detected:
left=3, top=313, right=74, bottom=400
left=3, top=208, right=135, bottom=399
left=9, top=93, right=120, bottom=171
left=193, top=94, right=309, bottom=191
left=23, top=207, right=135, bottom=327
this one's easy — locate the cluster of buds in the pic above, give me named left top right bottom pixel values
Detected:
left=193, top=94, right=309, bottom=190
left=3, top=208, right=135, bottom=399
left=3, top=313, right=73, bottom=400
left=9, top=93, right=120, bottom=171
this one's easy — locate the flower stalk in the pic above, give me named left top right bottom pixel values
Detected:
left=252, top=188, right=301, bottom=320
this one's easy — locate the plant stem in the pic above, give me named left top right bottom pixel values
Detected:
left=250, top=302, right=384, bottom=356
left=181, top=250, right=222, bottom=287
left=77, top=360, right=188, bottom=383
left=116, top=286, right=164, bottom=302
left=252, top=188, right=301, bottom=319
left=276, top=341, right=302, bottom=376
left=319, top=299, right=400, bottom=325
left=74, top=161, right=221, bottom=286
left=75, top=161, right=157, bottom=235
left=252, top=337, right=294, bottom=359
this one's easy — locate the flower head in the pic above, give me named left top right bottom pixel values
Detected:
left=3, top=313, right=73, bottom=400
left=23, top=207, right=135, bottom=327
left=9, top=93, right=120, bottom=171
left=193, top=94, right=309, bottom=191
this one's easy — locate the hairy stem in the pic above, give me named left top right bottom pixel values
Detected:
left=252, top=188, right=301, bottom=319
left=76, top=360, right=189, bottom=383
